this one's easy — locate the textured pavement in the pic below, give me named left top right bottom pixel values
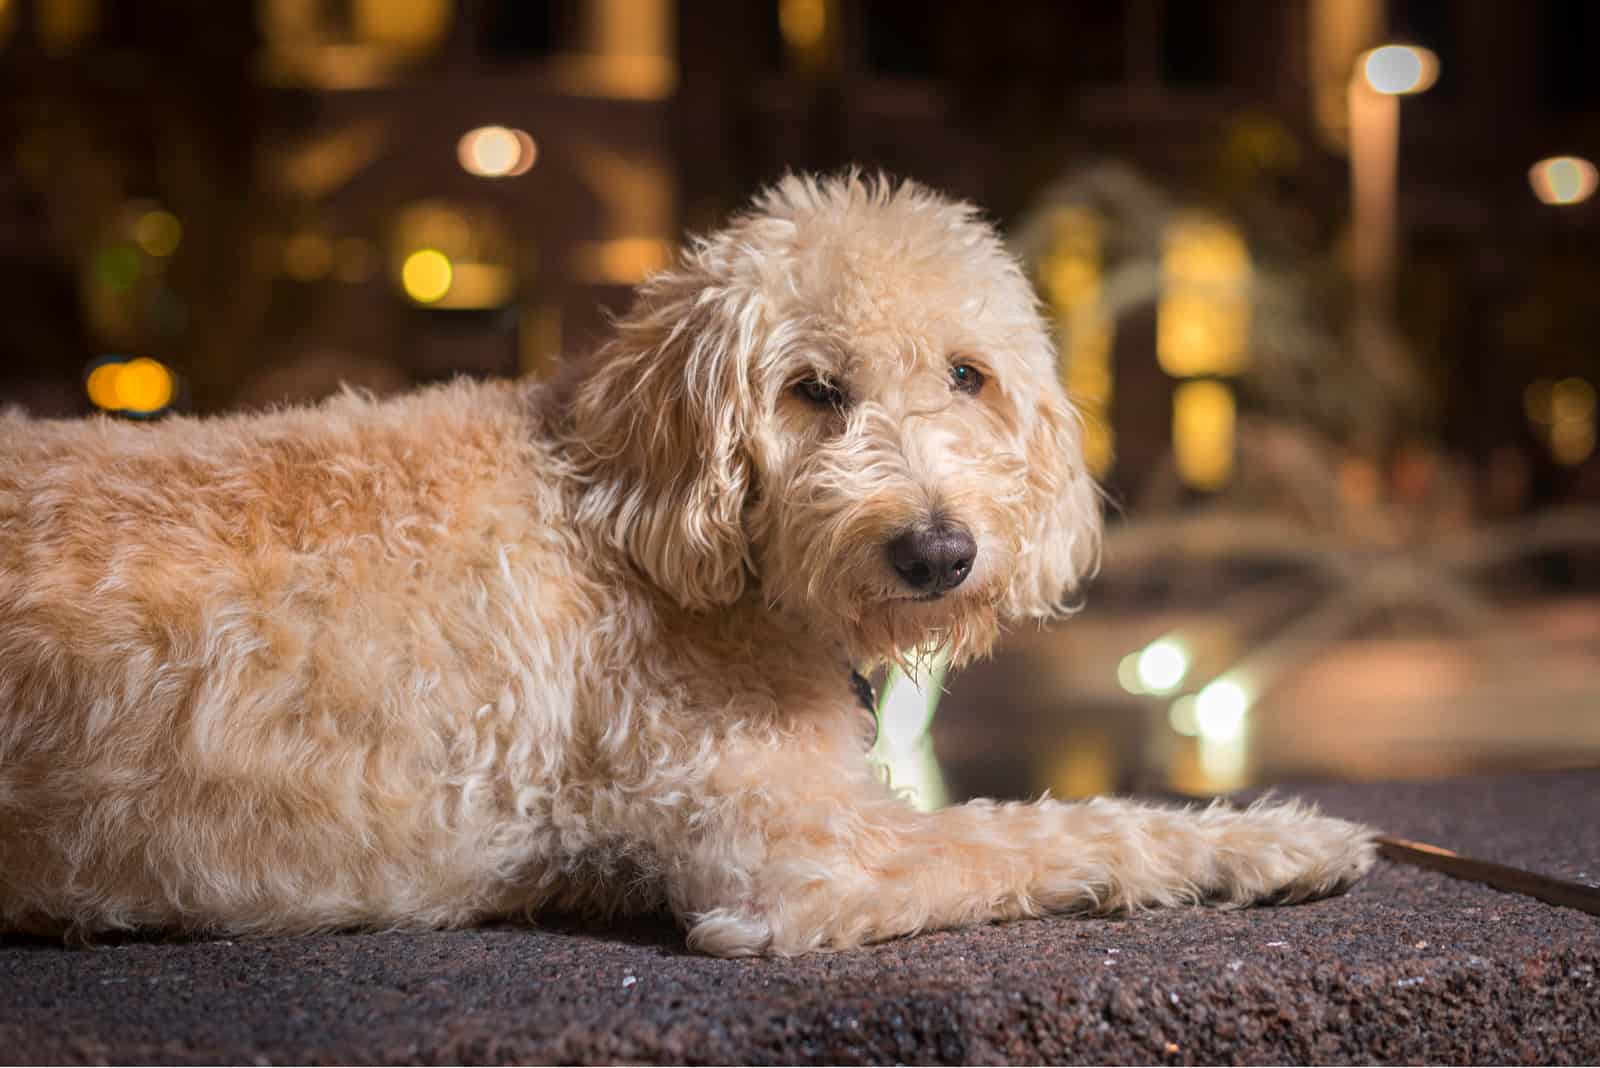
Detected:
left=4, top=769, right=1598, bottom=1064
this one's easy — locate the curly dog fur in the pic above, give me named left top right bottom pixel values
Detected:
left=0, top=174, right=1373, bottom=954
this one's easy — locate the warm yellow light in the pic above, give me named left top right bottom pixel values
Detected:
left=1158, top=292, right=1251, bottom=377
left=458, top=126, right=536, bottom=178
left=133, top=210, right=182, bottom=257
left=780, top=0, right=826, bottom=52
left=1044, top=733, right=1115, bottom=799
left=38, top=0, right=97, bottom=52
left=113, top=358, right=175, bottom=414
left=1081, top=420, right=1113, bottom=481
left=1158, top=216, right=1251, bottom=378
left=430, top=263, right=514, bottom=309
left=1173, top=380, right=1236, bottom=491
left=1361, top=44, right=1438, bottom=95
left=1531, top=377, right=1597, bottom=465
left=1551, top=418, right=1596, bottom=467
left=85, top=361, right=123, bottom=410
left=1529, top=156, right=1599, bottom=206
left=283, top=230, right=335, bottom=281
left=401, top=248, right=453, bottom=303
left=1064, top=343, right=1112, bottom=405
left=568, top=238, right=673, bottom=285
left=410, top=206, right=471, bottom=255
left=351, top=0, right=451, bottom=56
left=1553, top=378, right=1596, bottom=424
left=1043, top=205, right=1116, bottom=478
left=1164, top=217, right=1250, bottom=285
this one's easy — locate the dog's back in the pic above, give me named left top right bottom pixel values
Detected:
left=0, top=380, right=590, bottom=936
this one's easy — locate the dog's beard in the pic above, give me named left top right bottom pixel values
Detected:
left=835, top=584, right=1003, bottom=672
left=754, top=458, right=1016, bottom=668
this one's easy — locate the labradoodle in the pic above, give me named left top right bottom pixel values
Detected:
left=0, top=174, right=1372, bottom=955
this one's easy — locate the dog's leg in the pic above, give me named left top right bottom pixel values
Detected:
left=677, top=761, right=1374, bottom=957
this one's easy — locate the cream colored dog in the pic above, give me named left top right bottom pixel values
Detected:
left=0, top=175, right=1372, bottom=955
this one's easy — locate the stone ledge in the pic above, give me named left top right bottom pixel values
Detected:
left=3, top=769, right=1597, bottom=1064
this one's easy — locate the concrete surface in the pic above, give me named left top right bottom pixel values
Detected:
left=4, top=769, right=1598, bottom=1064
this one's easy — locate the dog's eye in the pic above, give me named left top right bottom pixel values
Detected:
left=950, top=363, right=986, bottom=395
left=794, top=376, right=845, bottom=408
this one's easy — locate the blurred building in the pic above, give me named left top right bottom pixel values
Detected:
left=1, top=0, right=1597, bottom=505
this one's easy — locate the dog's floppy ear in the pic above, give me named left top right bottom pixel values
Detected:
left=1007, top=373, right=1102, bottom=619
left=568, top=261, right=762, bottom=611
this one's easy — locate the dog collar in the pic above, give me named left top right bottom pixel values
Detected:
left=849, top=669, right=876, bottom=714
left=849, top=669, right=880, bottom=746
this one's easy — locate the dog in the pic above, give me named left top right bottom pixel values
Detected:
left=0, top=174, right=1373, bottom=955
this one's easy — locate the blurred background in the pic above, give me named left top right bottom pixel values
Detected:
left=2, top=0, right=1598, bottom=804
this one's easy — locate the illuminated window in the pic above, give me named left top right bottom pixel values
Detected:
left=1040, top=205, right=1115, bottom=478
left=1173, top=379, right=1236, bottom=491
left=1158, top=214, right=1252, bottom=378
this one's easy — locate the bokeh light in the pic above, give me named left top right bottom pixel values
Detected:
left=1552, top=377, right=1596, bottom=423
left=1551, top=419, right=1596, bottom=466
left=1168, top=696, right=1199, bottom=737
left=85, top=361, right=123, bottom=411
left=401, top=248, right=453, bottom=303
left=133, top=210, right=182, bottom=257
left=85, top=357, right=177, bottom=416
left=1194, top=679, right=1250, bottom=742
left=115, top=357, right=175, bottom=413
left=1527, top=377, right=1597, bottom=466
left=1529, top=156, right=1598, bottom=206
left=457, top=126, right=536, bottom=177
left=779, top=0, right=831, bottom=72
left=1137, top=639, right=1191, bottom=694
left=1361, top=45, right=1439, bottom=95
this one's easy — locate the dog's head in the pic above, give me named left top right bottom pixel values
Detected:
left=569, top=173, right=1100, bottom=666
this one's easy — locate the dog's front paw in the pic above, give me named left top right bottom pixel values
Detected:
left=1209, top=800, right=1377, bottom=907
left=685, top=907, right=774, bottom=957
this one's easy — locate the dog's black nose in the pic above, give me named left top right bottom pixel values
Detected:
left=888, top=523, right=977, bottom=593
